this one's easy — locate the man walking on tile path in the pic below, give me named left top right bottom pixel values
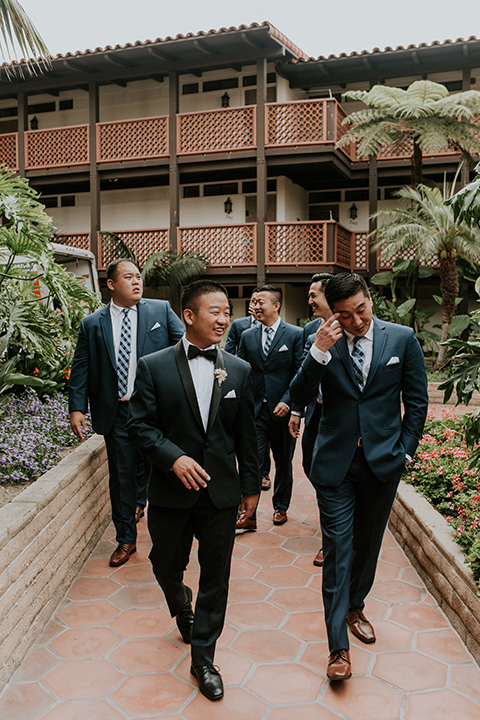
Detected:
left=127, top=280, right=259, bottom=701
left=290, top=272, right=428, bottom=681
left=237, top=284, right=303, bottom=528
left=69, top=258, right=184, bottom=568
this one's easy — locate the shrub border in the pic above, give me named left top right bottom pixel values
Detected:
left=390, top=480, right=480, bottom=665
left=0, top=435, right=109, bottom=694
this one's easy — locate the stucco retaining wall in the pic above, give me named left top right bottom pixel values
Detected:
left=0, top=435, right=109, bottom=693
left=390, top=480, right=480, bottom=665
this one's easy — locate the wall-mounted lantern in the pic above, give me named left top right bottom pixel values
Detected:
left=224, top=197, right=233, bottom=215
left=30, top=116, right=38, bottom=130
left=349, top=203, right=358, bottom=220
left=221, top=92, right=230, bottom=108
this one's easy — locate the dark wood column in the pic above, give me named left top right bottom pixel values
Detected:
left=256, top=57, right=267, bottom=286
left=462, top=68, right=472, bottom=188
left=169, top=71, right=179, bottom=255
left=17, top=92, right=28, bottom=177
left=368, top=154, right=378, bottom=276
left=89, top=82, right=100, bottom=264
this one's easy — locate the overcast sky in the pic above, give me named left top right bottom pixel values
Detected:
left=16, top=0, right=480, bottom=60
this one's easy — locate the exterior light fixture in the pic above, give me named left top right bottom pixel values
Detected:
left=349, top=203, right=358, bottom=220
left=224, top=197, right=233, bottom=215
left=221, top=92, right=230, bottom=108
left=30, top=116, right=38, bottom=130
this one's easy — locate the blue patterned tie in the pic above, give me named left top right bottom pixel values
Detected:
left=263, top=326, right=274, bottom=357
left=117, top=308, right=131, bottom=398
left=351, top=336, right=365, bottom=390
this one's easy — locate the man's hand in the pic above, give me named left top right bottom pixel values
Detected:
left=273, top=401, right=289, bottom=418
left=239, top=493, right=258, bottom=517
left=313, top=313, right=343, bottom=353
left=288, top=414, right=301, bottom=439
left=70, top=411, right=87, bottom=440
left=172, top=455, right=211, bottom=491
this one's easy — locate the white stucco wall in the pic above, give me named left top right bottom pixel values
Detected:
left=276, top=177, right=308, bottom=222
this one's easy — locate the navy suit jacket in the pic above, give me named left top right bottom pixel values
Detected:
left=238, top=319, right=303, bottom=421
left=290, top=317, right=428, bottom=486
left=302, top=317, right=321, bottom=346
left=224, top=316, right=255, bottom=354
left=126, top=343, right=260, bottom=509
left=69, top=298, right=184, bottom=435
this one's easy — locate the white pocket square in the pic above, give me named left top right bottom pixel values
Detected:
left=224, top=389, right=237, bottom=399
left=278, top=344, right=289, bottom=352
left=150, top=322, right=161, bottom=331
left=386, top=356, right=400, bottom=366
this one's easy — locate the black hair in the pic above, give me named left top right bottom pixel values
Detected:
left=310, top=272, right=333, bottom=292
left=254, top=284, right=283, bottom=308
left=181, top=279, right=228, bottom=312
left=106, top=258, right=139, bottom=281
left=325, top=272, right=369, bottom=311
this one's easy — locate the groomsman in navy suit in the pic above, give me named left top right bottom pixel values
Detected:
left=69, top=258, right=184, bottom=567
left=224, top=291, right=258, bottom=354
left=238, top=284, right=303, bottom=528
left=291, top=273, right=428, bottom=681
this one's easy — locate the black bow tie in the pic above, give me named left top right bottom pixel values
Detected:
left=187, top=346, right=217, bottom=362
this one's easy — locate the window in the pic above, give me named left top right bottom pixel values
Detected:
left=27, top=102, right=56, bottom=114
left=202, top=78, right=238, bottom=93
left=59, top=99, right=74, bottom=111
left=182, top=83, right=199, bottom=95
left=43, top=196, right=58, bottom=208
left=60, top=195, right=75, bottom=207
left=203, top=182, right=238, bottom=197
left=183, top=185, right=200, bottom=198
left=345, top=189, right=369, bottom=202
left=309, top=191, right=341, bottom=203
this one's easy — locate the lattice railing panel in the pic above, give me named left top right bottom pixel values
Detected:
left=99, top=229, right=169, bottom=270
left=335, top=224, right=353, bottom=267
left=335, top=104, right=354, bottom=159
left=266, top=222, right=326, bottom=265
left=54, top=233, right=91, bottom=251
left=266, top=100, right=326, bottom=147
left=0, top=133, right=18, bottom=169
left=177, top=107, right=256, bottom=155
left=178, top=224, right=256, bottom=266
left=97, top=116, right=168, bottom=163
left=25, top=125, right=89, bottom=169
left=354, top=136, right=460, bottom=162
left=354, top=232, right=369, bottom=270
left=377, top=246, right=438, bottom=270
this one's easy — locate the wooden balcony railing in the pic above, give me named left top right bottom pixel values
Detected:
left=266, top=99, right=327, bottom=147
left=54, top=233, right=91, bottom=251
left=178, top=224, right=256, bottom=267
left=98, top=228, right=170, bottom=270
left=0, top=132, right=18, bottom=170
left=97, top=116, right=168, bottom=163
left=177, top=106, right=256, bottom=155
left=25, top=125, right=89, bottom=170
left=266, top=221, right=327, bottom=265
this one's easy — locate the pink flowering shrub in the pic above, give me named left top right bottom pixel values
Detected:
left=404, top=409, right=480, bottom=589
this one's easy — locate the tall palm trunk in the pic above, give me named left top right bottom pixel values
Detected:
left=435, top=255, right=459, bottom=369
left=411, top=140, right=423, bottom=186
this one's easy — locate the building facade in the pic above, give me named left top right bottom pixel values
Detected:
left=0, top=22, right=479, bottom=322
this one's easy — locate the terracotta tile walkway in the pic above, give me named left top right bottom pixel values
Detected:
left=2, top=444, right=480, bottom=720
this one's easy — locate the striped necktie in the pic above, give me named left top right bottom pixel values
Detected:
left=117, top=307, right=131, bottom=398
left=263, top=326, right=274, bottom=356
left=351, top=336, right=365, bottom=390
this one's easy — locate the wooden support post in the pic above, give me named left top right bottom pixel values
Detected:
left=17, top=92, right=27, bottom=176
left=256, top=58, right=267, bottom=286
left=169, top=71, right=179, bottom=256
left=89, top=83, right=100, bottom=264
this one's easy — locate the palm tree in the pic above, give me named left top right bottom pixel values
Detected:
left=336, top=81, right=480, bottom=185
left=0, top=0, right=50, bottom=72
left=371, top=184, right=480, bottom=368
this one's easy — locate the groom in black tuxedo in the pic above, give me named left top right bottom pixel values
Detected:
left=127, top=280, right=259, bottom=701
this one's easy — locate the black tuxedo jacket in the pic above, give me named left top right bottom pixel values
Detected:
left=126, top=342, right=260, bottom=509
left=69, top=298, right=184, bottom=435
left=238, top=319, right=304, bottom=420
left=224, top=316, right=255, bottom=354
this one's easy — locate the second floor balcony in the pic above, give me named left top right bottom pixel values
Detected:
left=1, top=98, right=466, bottom=171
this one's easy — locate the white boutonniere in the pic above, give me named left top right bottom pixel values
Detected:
left=214, top=368, right=228, bottom=386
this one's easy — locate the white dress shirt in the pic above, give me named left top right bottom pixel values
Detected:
left=261, top=316, right=281, bottom=352
left=110, top=300, right=138, bottom=401
left=182, top=335, right=215, bottom=432
left=310, top=320, right=374, bottom=388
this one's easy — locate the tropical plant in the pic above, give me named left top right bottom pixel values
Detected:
left=448, top=160, right=480, bottom=228
left=336, top=80, right=480, bottom=185
left=100, top=231, right=208, bottom=314
left=371, top=184, right=480, bottom=368
left=0, top=0, right=50, bottom=73
left=0, top=167, right=100, bottom=397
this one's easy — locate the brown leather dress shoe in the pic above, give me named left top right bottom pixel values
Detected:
left=313, top=547, right=324, bottom=567
left=262, top=475, right=271, bottom=490
left=135, top=507, right=145, bottom=523
left=327, top=649, right=351, bottom=680
left=346, top=608, right=376, bottom=643
left=109, top=542, right=136, bottom=567
left=273, top=509, right=287, bottom=525
left=236, top=514, right=257, bottom=531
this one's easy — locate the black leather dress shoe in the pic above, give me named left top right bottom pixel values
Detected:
left=190, top=664, right=224, bottom=700
left=176, top=585, right=194, bottom=643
